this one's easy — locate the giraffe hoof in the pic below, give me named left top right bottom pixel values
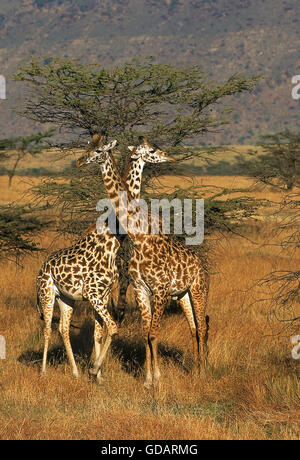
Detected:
left=200, top=368, right=207, bottom=378
left=89, top=367, right=99, bottom=377
left=143, top=380, right=153, bottom=390
left=96, top=375, right=104, bottom=385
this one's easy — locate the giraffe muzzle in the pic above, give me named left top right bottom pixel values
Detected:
left=164, top=154, right=177, bottom=163
left=76, top=157, right=86, bottom=167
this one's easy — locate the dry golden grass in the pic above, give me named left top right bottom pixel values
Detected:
left=0, top=176, right=41, bottom=204
left=0, top=174, right=299, bottom=440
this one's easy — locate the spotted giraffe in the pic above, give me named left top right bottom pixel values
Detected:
left=81, top=138, right=201, bottom=357
left=36, top=135, right=169, bottom=380
left=77, top=138, right=209, bottom=388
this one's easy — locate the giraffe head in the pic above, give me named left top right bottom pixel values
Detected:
left=76, top=134, right=118, bottom=167
left=128, top=137, right=173, bottom=164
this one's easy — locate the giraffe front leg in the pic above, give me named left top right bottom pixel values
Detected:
left=88, top=293, right=117, bottom=381
left=190, top=276, right=209, bottom=376
left=93, top=316, right=103, bottom=361
left=133, top=286, right=153, bottom=389
left=178, top=292, right=198, bottom=366
left=41, top=303, right=54, bottom=376
left=149, top=294, right=168, bottom=387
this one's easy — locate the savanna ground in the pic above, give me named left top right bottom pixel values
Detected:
left=0, top=160, right=299, bottom=440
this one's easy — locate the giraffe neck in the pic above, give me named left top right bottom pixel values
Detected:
left=123, top=157, right=145, bottom=200
left=100, top=154, right=148, bottom=240
left=81, top=154, right=146, bottom=237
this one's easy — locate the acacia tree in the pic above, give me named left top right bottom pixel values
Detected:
left=14, top=57, right=260, bottom=236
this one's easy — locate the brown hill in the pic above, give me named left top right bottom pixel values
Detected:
left=1, top=0, right=300, bottom=143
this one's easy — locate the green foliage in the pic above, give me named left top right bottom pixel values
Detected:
left=147, top=184, right=265, bottom=233
left=14, top=57, right=258, bottom=172
left=0, top=130, right=55, bottom=261
left=31, top=166, right=105, bottom=235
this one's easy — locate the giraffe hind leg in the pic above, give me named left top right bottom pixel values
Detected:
left=93, top=314, right=105, bottom=383
left=56, top=297, right=79, bottom=378
left=178, top=292, right=198, bottom=367
left=38, top=281, right=55, bottom=376
left=148, top=293, right=169, bottom=387
left=189, top=278, right=209, bottom=375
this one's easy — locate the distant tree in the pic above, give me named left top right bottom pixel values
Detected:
left=241, top=131, right=300, bottom=190
left=0, top=130, right=55, bottom=186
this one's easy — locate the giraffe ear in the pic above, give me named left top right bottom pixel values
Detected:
left=92, top=133, right=104, bottom=147
left=139, top=136, right=151, bottom=147
left=92, top=133, right=100, bottom=142
left=128, top=146, right=135, bottom=152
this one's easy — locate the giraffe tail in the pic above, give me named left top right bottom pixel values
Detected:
left=204, top=315, right=210, bottom=348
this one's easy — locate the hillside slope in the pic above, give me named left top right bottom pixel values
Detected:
left=0, top=0, right=300, bottom=143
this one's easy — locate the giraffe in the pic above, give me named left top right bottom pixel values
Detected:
left=79, top=138, right=199, bottom=343
left=77, top=137, right=209, bottom=388
left=36, top=135, right=169, bottom=381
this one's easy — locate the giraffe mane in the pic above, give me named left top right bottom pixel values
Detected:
left=123, top=147, right=137, bottom=182
left=82, top=223, right=97, bottom=236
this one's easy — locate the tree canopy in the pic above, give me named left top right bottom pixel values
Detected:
left=14, top=58, right=259, bottom=170
left=14, top=58, right=260, bottom=237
